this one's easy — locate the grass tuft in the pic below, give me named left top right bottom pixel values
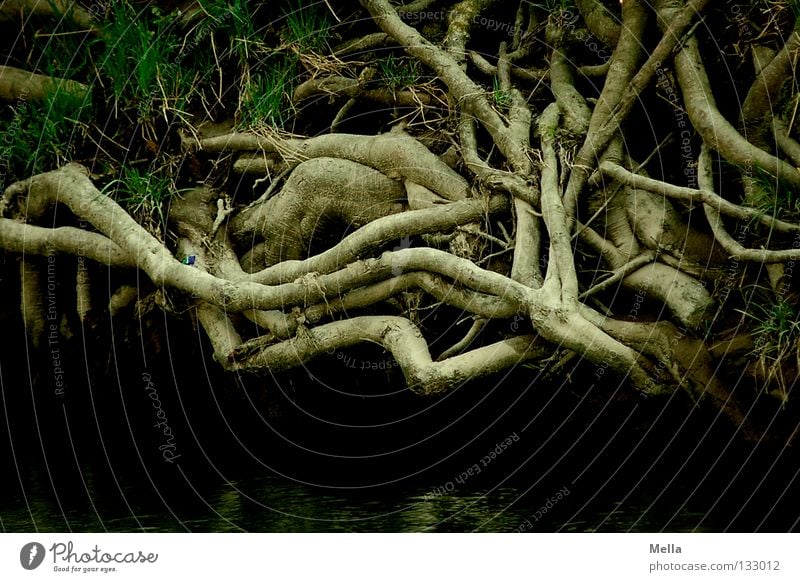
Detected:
left=739, top=292, right=800, bottom=402
left=99, top=1, right=195, bottom=121
left=378, top=55, right=421, bottom=90
left=744, top=167, right=800, bottom=224
left=238, top=56, right=297, bottom=129
left=104, top=165, right=176, bottom=235
left=492, top=77, right=512, bottom=108
left=0, top=86, right=92, bottom=182
left=196, top=0, right=257, bottom=64
left=281, top=1, right=331, bottom=52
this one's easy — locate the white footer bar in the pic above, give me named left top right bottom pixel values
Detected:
left=1, top=533, right=796, bottom=581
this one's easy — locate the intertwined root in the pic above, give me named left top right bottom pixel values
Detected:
left=4, top=0, right=800, bottom=440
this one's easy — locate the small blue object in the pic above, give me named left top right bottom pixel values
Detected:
left=182, top=255, right=196, bottom=266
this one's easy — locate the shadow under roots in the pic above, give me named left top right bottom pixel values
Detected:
left=2, top=309, right=798, bottom=531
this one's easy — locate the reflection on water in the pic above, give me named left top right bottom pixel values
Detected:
left=1, top=346, right=794, bottom=533
left=0, top=471, right=721, bottom=533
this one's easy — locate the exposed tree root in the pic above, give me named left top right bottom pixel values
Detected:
left=293, top=75, right=430, bottom=107
left=232, top=315, right=549, bottom=395
left=231, top=157, right=407, bottom=271
left=190, top=129, right=470, bottom=202
left=0, top=66, right=89, bottom=103
left=575, top=0, right=621, bottom=47
left=20, top=260, right=46, bottom=349
left=0, top=0, right=94, bottom=28
left=5, top=0, right=798, bottom=443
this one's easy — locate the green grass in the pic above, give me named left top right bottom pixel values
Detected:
left=0, top=87, right=92, bottom=182
left=37, top=24, right=95, bottom=83
left=492, top=77, right=512, bottom=108
left=238, top=56, right=297, bottom=129
left=744, top=167, right=800, bottom=225
left=105, top=165, right=176, bottom=232
left=195, top=0, right=257, bottom=64
left=0, top=9, right=94, bottom=184
left=739, top=293, right=800, bottom=402
left=281, top=1, right=331, bottom=52
left=99, top=1, right=195, bottom=120
left=378, top=55, right=421, bottom=90
left=2, top=1, right=310, bottom=183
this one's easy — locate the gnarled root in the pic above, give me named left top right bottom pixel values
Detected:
left=232, top=315, right=549, bottom=395
left=231, top=157, right=407, bottom=271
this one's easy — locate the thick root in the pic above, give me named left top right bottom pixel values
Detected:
left=231, top=157, right=406, bottom=271
left=0, top=65, right=90, bottom=102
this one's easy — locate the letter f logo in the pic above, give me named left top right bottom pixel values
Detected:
left=20, top=542, right=45, bottom=570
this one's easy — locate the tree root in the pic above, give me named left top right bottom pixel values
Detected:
left=0, top=0, right=782, bottom=439
left=600, top=161, right=800, bottom=234
left=575, top=0, right=621, bottom=47
left=231, top=157, right=407, bottom=271
left=669, top=33, right=800, bottom=189
left=563, top=0, right=714, bottom=224
left=0, top=65, right=89, bottom=102
left=0, top=219, right=134, bottom=267
left=108, top=285, right=139, bottom=317
left=246, top=195, right=508, bottom=286
left=303, top=271, right=517, bottom=324
left=20, top=259, right=46, bottom=348
left=773, top=117, right=800, bottom=168
left=698, top=146, right=800, bottom=263
left=293, top=75, right=430, bottom=107
left=0, top=0, right=94, bottom=28
left=232, top=315, right=549, bottom=395
left=190, top=129, right=470, bottom=202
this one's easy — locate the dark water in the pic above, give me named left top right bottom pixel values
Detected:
left=1, top=315, right=798, bottom=533
left=0, top=469, right=728, bottom=533
left=2, top=385, right=795, bottom=534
